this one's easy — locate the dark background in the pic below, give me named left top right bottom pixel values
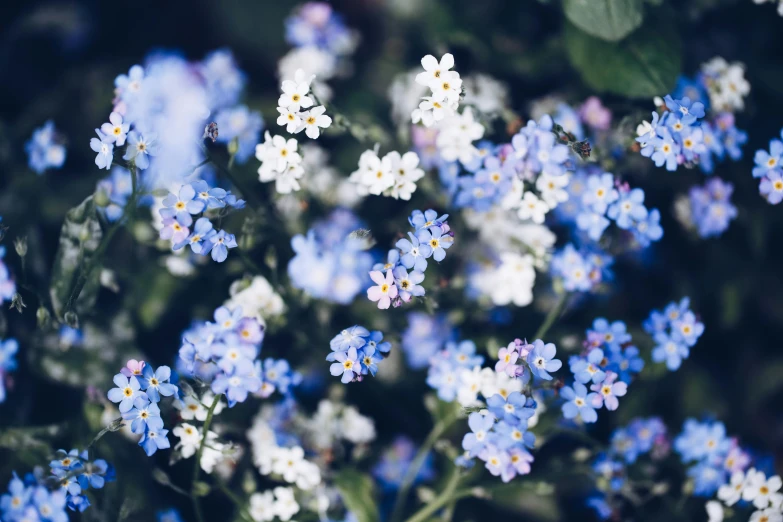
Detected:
left=1, top=0, right=783, bottom=520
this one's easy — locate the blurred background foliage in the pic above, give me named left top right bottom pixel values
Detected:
left=1, top=0, right=783, bottom=520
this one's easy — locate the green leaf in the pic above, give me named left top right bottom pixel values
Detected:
left=49, top=196, right=103, bottom=320
left=334, top=469, right=380, bottom=522
left=563, top=0, right=644, bottom=41
left=564, top=20, right=681, bottom=98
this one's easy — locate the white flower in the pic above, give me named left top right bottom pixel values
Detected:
left=750, top=508, right=783, bottom=522
left=517, top=192, right=550, bottom=224
left=226, top=276, right=285, bottom=323
left=456, top=366, right=483, bottom=407
left=277, top=78, right=314, bottom=112
left=429, top=71, right=463, bottom=105
left=743, top=470, right=783, bottom=509
left=249, top=491, right=276, bottom=522
left=175, top=392, right=225, bottom=421
left=294, top=459, right=321, bottom=490
left=271, top=446, right=305, bottom=483
left=717, top=470, right=746, bottom=506
left=705, top=500, right=723, bottom=522
left=362, top=152, right=395, bottom=195
left=412, top=97, right=456, bottom=127
left=276, top=107, right=302, bottom=133
left=198, top=432, right=225, bottom=473
left=278, top=48, right=335, bottom=101
left=536, top=173, right=569, bottom=208
left=415, top=53, right=456, bottom=87
left=273, top=487, right=300, bottom=522
left=435, top=107, right=485, bottom=165
left=173, top=423, right=201, bottom=458
left=259, top=133, right=302, bottom=172
left=299, top=106, right=332, bottom=139
left=340, top=406, right=376, bottom=444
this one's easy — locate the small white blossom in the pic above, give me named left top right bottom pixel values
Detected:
left=705, top=500, right=723, bottom=522
left=299, top=106, right=332, bottom=139
left=249, top=491, right=276, bottom=522
left=517, top=192, right=550, bottom=224
left=273, top=487, right=300, bottom=522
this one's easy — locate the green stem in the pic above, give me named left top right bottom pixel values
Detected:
left=390, top=412, right=459, bottom=522
left=191, top=393, right=222, bottom=522
left=201, top=145, right=262, bottom=208
left=533, top=293, right=568, bottom=340
left=404, top=484, right=474, bottom=522
left=215, top=480, right=255, bottom=522
left=64, top=166, right=139, bottom=315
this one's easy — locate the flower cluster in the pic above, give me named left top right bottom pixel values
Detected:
left=179, top=305, right=300, bottom=406
left=451, top=115, right=571, bottom=224
left=561, top=319, right=642, bottom=424
left=285, top=2, right=358, bottom=57
left=0, top=338, right=18, bottom=403
left=638, top=87, right=747, bottom=174
left=411, top=53, right=463, bottom=127
left=107, top=360, right=178, bottom=456
left=644, top=297, right=705, bottom=371
left=753, top=128, right=783, bottom=205
left=453, top=339, right=562, bottom=482
left=1, top=473, right=69, bottom=521
left=256, top=132, right=304, bottom=194
left=25, top=120, right=66, bottom=174
left=684, top=178, right=738, bottom=238
left=349, top=149, right=426, bottom=200
left=699, top=57, right=751, bottom=113
left=326, top=326, right=391, bottom=383
left=550, top=243, right=613, bottom=293
left=675, top=419, right=752, bottom=497
left=158, top=180, right=245, bottom=262
left=172, top=393, right=231, bottom=474
left=275, top=69, right=332, bottom=139
left=287, top=209, right=374, bottom=304
left=710, top=467, right=783, bottom=522
left=573, top=172, right=663, bottom=246
left=367, top=209, right=453, bottom=309
left=48, top=449, right=115, bottom=512
left=586, top=417, right=670, bottom=519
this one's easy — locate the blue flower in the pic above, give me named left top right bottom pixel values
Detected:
left=590, top=372, right=627, bottom=411
left=671, top=311, right=705, bottom=347
left=210, top=230, right=237, bottom=262
left=140, top=427, right=171, bottom=457
left=393, top=266, right=425, bottom=302
left=50, top=449, right=84, bottom=471
left=462, top=412, right=495, bottom=457
left=25, top=121, right=66, bottom=174
left=526, top=340, right=562, bottom=380
left=33, top=488, right=68, bottom=522
left=0, top=473, right=31, bottom=519
left=589, top=319, right=631, bottom=352
left=139, top=365, right=178, bottom=403
left=652, top=333, right=689, bottom=370
left=161, top=185, right=200, bottom=225
left=77, top=460, right=110, bottom=490
left=396, top=233, right=431, bottom=272
left=571, top=349, right=606, bottom=384
left=115, top=64, right=145, bottom=103
left=157, top=508, right=185, bottom=522
left=561, top=383, right=599, bottom=423
left=760, top=171, right=783, bottom=205
left=651, top=129, right=680, bottom=171
left=174, top=217, right=216, bottom=255
left=576, top=210, right=610, bottom=241
left=122, top=397, right=164, bottom=434
left=214, top=105, right=264, bottom=164
left=329, top=347, right=361, bottom=383
left=373, top=249, right=401, bottom=272
left=123, top=132, right=157, bottom=170
left=663, top=95, right=705, bottom=125
left=100, top=112, right=130, bottom=146
left=608, top=346, right=644, bottom=384
left=416, top=227, right=452, bottom=262
left=191, top=180, right=227, bottom=210
left=107, top=374, right=148, bottom=413
left=582, top=173, right=618, bottom=214
left=366, top=330, right=392, bottom=354
left=752, top=139, right=783, bottom=178
left=608, top=189, right=647, bottom=229
left=408, top=209, right=449, bottom=231
left=330, top=326, right=370, bottom=352
left=493, top=419, right=535, bottom=450
left=90, top=129, right=114, bottom=170
left=358, top=345, right=383, bottom=376
left=212, top=366, right=262, bottom=406
left=486, top=392, right=535, bottom=425
left=633, top=208, right=664, bottom=247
